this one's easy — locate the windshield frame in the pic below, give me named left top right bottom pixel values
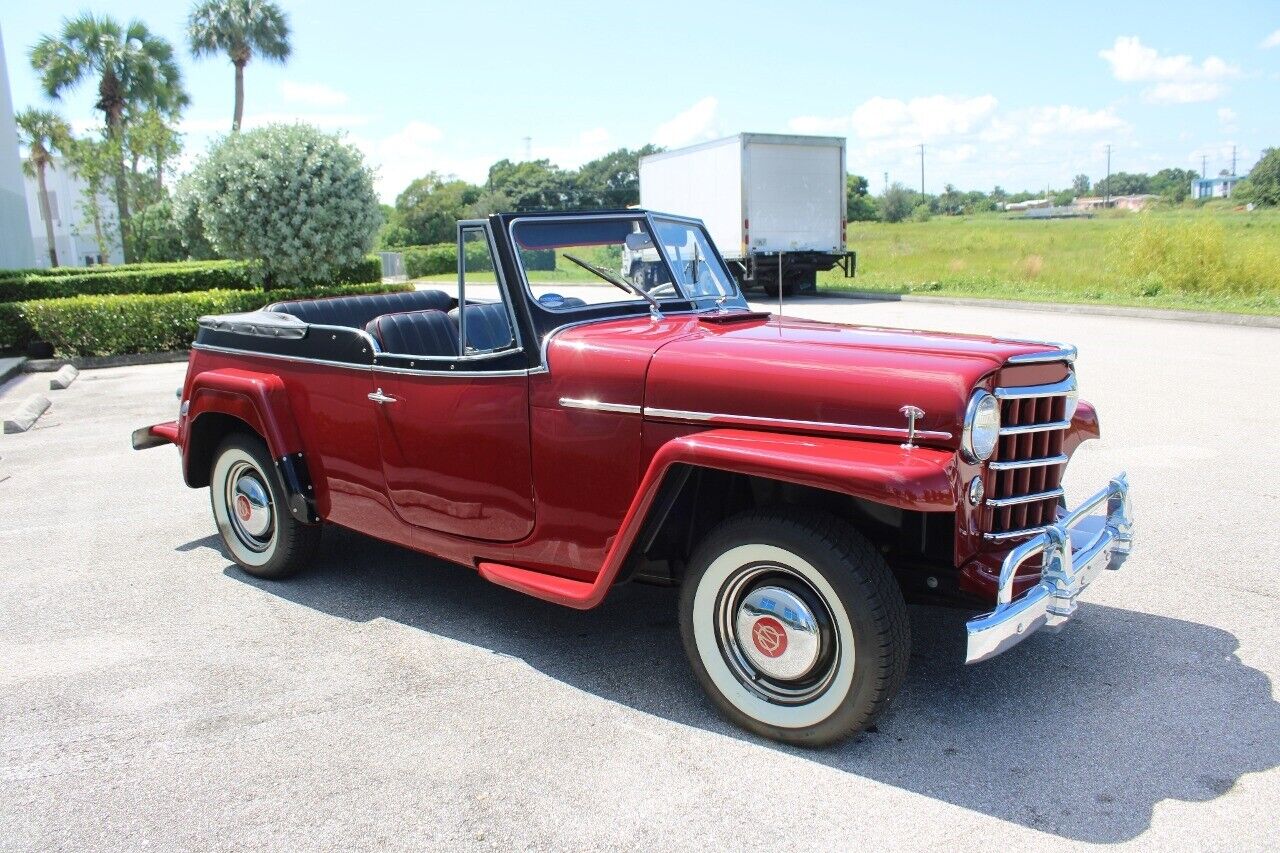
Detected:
left=505, top=211, right=742, bottom=314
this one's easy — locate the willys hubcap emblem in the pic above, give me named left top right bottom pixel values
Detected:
left=235, top=495, right=252, bottom=521
left=751, top=616, right=788, bottom=658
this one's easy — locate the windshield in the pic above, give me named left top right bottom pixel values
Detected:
left=509, top=215, right=739, bottom=311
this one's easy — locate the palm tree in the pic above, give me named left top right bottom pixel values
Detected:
left=187, top=0, right=291, bottom=132
left=30, top=14, right=187, bottom=262
left=15, top=109, right=73, bottom=268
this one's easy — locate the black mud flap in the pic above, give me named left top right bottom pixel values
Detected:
left=276, top=452, right=320, bottom=523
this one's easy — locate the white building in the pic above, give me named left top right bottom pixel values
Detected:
left=1191, top=175, right=1242, bottom=200
left=0, top=23, right=37, bottom=270
left=23, top=156, right=124, bottom=268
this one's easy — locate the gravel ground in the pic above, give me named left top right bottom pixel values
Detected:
left=1, top=296, right=1277, bottom=852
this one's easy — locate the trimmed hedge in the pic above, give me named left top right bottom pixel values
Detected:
left=16, top=282, right=413, bottom=357
left=0, top=255, right=383, bottom=303
left=396, top=242, right=554, bottom=278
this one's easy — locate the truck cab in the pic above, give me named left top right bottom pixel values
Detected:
left=135, top=209, right=1132, bottom=746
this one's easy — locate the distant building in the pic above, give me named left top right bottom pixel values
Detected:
left=1072, top=194, right=1159, bottom=212
left=1003, top=198, right=1051, bottom=212
left=1192, top=175, right=1242, bottom=200
left=23, top=156, right=124, bottom=268
left=0, top=23, right=37, bottom=270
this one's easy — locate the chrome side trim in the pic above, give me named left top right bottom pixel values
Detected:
left=1006, top=345, right=1077, bottom=365
left=643, top=407, right=953, bottom=441
left=966, top=473, right=1132, bottom=664
left=999, top=419, right=1071, bottom=436
left=989, top=453, right=1069, bottom=471
left=558, top=397, right=642, bottom=415
left=191, top=342, right=531, bottom=378
left=985, top=487, right=1064, bottom=508
left=983, top=525, right=1052, bottom=542
left=993, top=376, right=1077, bottom=399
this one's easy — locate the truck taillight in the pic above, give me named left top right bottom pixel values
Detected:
left=743, top=218, right=749, bottom=251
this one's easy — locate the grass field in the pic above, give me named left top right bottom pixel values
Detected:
left=823, top=207, right=1280, bottom=315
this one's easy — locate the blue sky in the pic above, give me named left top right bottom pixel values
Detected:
left=5, top=1, right=1279, bottom=201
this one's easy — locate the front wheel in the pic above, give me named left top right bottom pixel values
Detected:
left=209, top=433, right=319, bottom=579
left=679, top=510, right=910, bottom=746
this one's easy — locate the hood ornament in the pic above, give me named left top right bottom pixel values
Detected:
left=900, top=405, right=925, bottom=450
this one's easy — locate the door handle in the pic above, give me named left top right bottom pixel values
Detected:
left=368, top=388, right=396, bottom=404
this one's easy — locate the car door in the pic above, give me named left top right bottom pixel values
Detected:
left=369, top=221, right=535, bottom=542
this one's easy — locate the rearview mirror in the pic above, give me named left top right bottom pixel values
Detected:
left=625, top=232, right=654, bottom=252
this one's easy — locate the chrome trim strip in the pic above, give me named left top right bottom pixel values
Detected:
left=375, top=365, right=531, bottom=378
left=993, top=376, right=1076, bottom=399
left=999, top=419, right=1071, bottom=436
left=989, top=453, right=1069, bottom=471
left=558, top=397, right=642, bottom=415
left=983, top=525, right=1052, bottom=542
left=1006, top=345, right=1077, bottom=365
left=191, top=342, right=530, bottom=378
left=642, top=407, right=953, bottom=441
left=986, top=487, right=1064, bottom=508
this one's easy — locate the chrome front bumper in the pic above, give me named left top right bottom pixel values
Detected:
left=965, top=473, right=1133, bottom=664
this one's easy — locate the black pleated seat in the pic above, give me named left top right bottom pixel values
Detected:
left=448, top=302, right=515, bottom=352
left=267, top=289, right=452, bottom=330
left=365, top=310, right=459, bottom=357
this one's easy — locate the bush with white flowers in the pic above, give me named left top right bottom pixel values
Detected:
left=190, top=124, right=382, bottom=286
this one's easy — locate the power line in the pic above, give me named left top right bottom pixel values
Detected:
left=1105, top=144, right=1112, bottom=205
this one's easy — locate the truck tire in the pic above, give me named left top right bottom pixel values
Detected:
left=678, top=509, right=910, bottom=746
left=761, top=274, right=802, bottom=298
left=209, top=433, right=319, bottom=580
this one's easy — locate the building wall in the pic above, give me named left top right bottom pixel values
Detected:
left=25, top=157, right=124, bottom=267
left=0, top=23, right=37, bottom=270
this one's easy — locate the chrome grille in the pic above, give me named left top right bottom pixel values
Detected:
left=983, top=375, right=1074, bottom=541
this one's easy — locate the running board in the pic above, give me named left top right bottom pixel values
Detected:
left=477, top=562, right=599, bottom=609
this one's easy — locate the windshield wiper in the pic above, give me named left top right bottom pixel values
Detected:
left=563, top=254, right=664, bottom=318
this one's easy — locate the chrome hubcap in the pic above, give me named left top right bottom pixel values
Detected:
left=734, top=585, right=821, bottom=681
left=715, top=564, right=840, bottom=705
left=226, top=462, right=273, bottom=550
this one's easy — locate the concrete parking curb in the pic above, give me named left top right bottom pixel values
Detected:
left=0, top=357, right=25, bottom=387
left=813, top=290, right=1280, bottom=329
left=3, top=393, right=51, bottom=434
left=24, top=350, right=190, bottom=373
left=49, top=365, right=80, bottom=390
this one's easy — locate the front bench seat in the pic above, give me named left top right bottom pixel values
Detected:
left=448, top=302, right=515, bottom=353
left=267, top=289, right=452, bottom=330
left=365, top=309, right=459, bottom=357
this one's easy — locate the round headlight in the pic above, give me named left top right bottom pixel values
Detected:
left=963, top=390, right=1001, bottom=462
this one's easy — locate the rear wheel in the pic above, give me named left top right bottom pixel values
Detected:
left=678, top=510, right=909, bottom=746
left=209, top=433, right=319, bottom=579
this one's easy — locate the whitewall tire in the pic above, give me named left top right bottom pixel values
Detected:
left=679, top=510, right=910, bottom=746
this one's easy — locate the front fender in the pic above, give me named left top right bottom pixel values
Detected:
left=479, top=429, right=956, bottom=608
left=183, top=368, right=319, bottom=523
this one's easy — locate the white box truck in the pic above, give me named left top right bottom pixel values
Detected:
left=639, top=133, right=855, bottom=295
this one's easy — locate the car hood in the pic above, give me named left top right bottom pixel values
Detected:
left=643, top=313, right=1062, bottom=448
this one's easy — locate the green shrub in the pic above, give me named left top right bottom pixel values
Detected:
left=0, top=302, right=34, bottom=352
left=396, top=242, right=553, bottom=278
left=188, top=123, right=382, bottom=286
left=332, top=254, right=383, bottom=284
left=1111, top=216, right=1280, bottom=296
left=19, top=282, right=413, bottom=357
left=0, top=262, right=261, bottom=303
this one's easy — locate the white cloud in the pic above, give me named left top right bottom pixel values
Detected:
left=850, top=95, right=998, bottom=141
left=652, top=97, right=719, bottom=148
left=1022, top=105, right=1126, bottom=137
left=278, top=80, right=351, bottom=109
left=1099, top=36, right=1239, bottom=103
left=788, top=114, right=854, bottom=135
left=1262, top=29, right=1280, bottom=49
left=531, top=127, right=613, bottom=170
left=179, top=112, right=373, bottom=134
left=1218, top=107, right=1237, bottom=126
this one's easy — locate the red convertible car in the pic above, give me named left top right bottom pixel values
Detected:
left=135, top=210, right=1133, bottom=746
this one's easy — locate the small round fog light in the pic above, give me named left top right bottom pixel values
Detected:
left=968, top=475, right=985, bottom=506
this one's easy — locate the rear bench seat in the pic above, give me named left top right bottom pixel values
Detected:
left=266, top=289, right=452, bottom=329
left=363, top=303, right=516, bottom=356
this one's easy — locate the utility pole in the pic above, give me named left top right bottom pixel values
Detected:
left=1201, top=154, right=1207, bottom=179
left=918, top=144, right=925, bottom=196
left=522, top=136, right=532, bottom=160
left=1104, top=144, right=1112, bottom=206
left=1231, top=145, right=1237, bottom=176
left=883, top=171, right=888, bottom=192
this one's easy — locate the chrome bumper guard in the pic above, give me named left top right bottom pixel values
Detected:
left=965, top=473, right=1133, bottom=664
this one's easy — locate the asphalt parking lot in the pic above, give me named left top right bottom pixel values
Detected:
left=2, top=295, right=1277, bottom=851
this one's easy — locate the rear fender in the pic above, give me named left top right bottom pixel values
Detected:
left=480, top=429, right=956, bottom=608
left=183, top=368, right=320, bottom=523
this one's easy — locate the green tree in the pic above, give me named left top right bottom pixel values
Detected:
left=1071, top=174, right=1091, bottom=196
left=64, top=135, right=122, bottom=262
left=575, top=145, right=662, bottom=208
left=1094, top=171, right=1150, bottom=196
left=187, top=0, right=291, bottom=132
left=879, top=182, right=913, bottom=223
left=30, top=14, right=187, bottom=261
left=1150, top=167, right=1199, bottom=203
left=393, top=173, right=481, bottom=245
left=846, top=174, right=877, bottom=220
left=15, top=108, right=73, bottom=267
left=1237, top=148, right=1280, bottom=207
left=129, top=199, right=186, bottom=262
left=486, top=159, right=572, bottom=211
left=188, top=123, right=381, bottom=286
left=124, top=108, right=183, bottom=200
